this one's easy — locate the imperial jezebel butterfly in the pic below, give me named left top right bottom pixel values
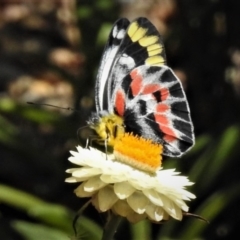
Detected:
left=88, top=17, right=194, bottom=157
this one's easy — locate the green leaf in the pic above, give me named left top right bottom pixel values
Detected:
left=21, top=106, right=61, bottom=124
left=12, top=221, right=70, bottom=240
left=75, top=216, right=102, bottom=240
left=0, top=97, right=17, bottom=112
left=0, top=115, right=19, bottom=145
left=0, top=184, right=72, bottom=233
left=179, top=184, right=240, bottom=239
left=163, top=134, right=212, bottom=170
left=77, top=7, right=93, bottom=19
left=0, top=184, right=102, bottom=239
left=189, top=125, right=240, bottom=192
left=0, top=97, right=60, bottom=123
left=95, top=0, right=114, bottom=10
left=187, top=134, right=212, bottom=156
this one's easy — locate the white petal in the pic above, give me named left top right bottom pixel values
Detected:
left=65, top=177, right=79, bottom=183
left=92, top=194, right=99, bottom=210
left=68, top=152, right=88, bottom=165
left=66, top=168, right=80, bottom=173
left=100, top=174, right=123, bottom=183
left=72, top=167, right=102, bottom=178
left=143, top=189, right=163, bottom=206
left=171, top=203, right=183, bottom=220
left=159, top=194, right=182, bottom=220
left=74, top=183, right=95, bottom=197
left=145, top=204, right=164, bottom=222
left=127, top=192, right=149, bottom=214
left=98, top=186, right=118, bottom=212
left=128, top=173, right=155, bottom=190
left=69, top=150, right=81, bottom=158
left=182, top=190, right=196, bottom=200
left=126, top=212, right=147, bottom=223
left=83, top=176, right=107, bottom=192
left=65, top=170, right=91, bottom=182
left=114, top=202, right=147, bottom=223
left=170, top=197, right=189, bottom=212
left=162, top=211, right=170, bottom=221
left=114, top=182, right=135, bottom=199
left=158, top=194, right=174, bottom=213
left=112, top=200, right=133, bottom=217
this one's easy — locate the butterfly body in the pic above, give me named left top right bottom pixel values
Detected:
left=88, top=17, right=194, bottom=157
left=88, top=111, right=124, bottom=146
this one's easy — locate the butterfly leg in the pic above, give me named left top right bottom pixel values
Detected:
left=104, top=137, right=109, bottom=160
left=85, top=138, right=90, bottom=149
left=85, top=134, right=100, bottom=149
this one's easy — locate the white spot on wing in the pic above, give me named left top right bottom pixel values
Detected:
left=112, top=26, right=118, bottom=38
left=117, top=29, right=125, bottom=39
left=119, top=54, right=135, bottom=68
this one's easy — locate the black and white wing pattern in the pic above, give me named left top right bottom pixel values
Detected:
left=95, top=18, right=130, bottom=112
left=94, top=17, right=194, bottom=157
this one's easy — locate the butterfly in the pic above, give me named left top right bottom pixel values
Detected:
left=87, top=17, right=194, bottom=157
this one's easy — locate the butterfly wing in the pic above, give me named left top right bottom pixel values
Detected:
left=113, top=65, right=194, bottom=157
left=95, top=17, right=166, bottom=113
left=95, top=18, right=130, bottom=112
left=110, top=18, right=194, bottom=157
left=107, top=17, right=167, bottom=113
left=95, top=17, right=194, bottom=156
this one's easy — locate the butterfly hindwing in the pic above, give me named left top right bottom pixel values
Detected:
left=113, top=65, right=194, bottom=157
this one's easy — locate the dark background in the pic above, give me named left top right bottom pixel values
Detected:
left=0, top=0, right=240, bottom=239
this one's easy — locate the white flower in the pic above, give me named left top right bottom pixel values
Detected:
left=65, top=145, right=196, bottom=223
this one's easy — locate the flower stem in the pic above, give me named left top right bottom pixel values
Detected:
left=102, top=214, right=123, bottom=240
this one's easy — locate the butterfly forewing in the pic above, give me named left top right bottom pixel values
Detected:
left=118, top=17, right=167, bottom=67
left=104, top=17, right=167, bottom=113
left=95, top=18, right=130, bottom=112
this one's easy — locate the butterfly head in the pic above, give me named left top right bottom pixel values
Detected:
left=88, top=111, right=125, bottom=146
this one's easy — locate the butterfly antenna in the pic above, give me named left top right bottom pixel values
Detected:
left=27, top=101, right=78, bottom=112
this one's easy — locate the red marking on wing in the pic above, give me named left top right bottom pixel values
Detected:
left=115, top=90, right=125, bottom=117
left=156, top=103, right=169, bottom=113
left=130, top=69, right=143, bottom=96
left=160, top=88, right=169, bottom=101
left=142, top=84, right=160, bottom=95
left=164, top=134, right=177, bottom=143
left=159, top=125, right=177, bottom=140
left=154, top=114, right=169, bottom=125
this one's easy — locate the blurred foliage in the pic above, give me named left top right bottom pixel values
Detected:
left=0, top=0, right=240, bottom=240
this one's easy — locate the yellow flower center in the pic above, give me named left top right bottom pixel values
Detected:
left=113, top=133, right=163, bottom=173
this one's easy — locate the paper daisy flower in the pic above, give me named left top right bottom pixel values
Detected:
left=66, top=133, right=195, bottom=223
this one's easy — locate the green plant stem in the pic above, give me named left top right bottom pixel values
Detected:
left=102, top=214, right=123, bottom=240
